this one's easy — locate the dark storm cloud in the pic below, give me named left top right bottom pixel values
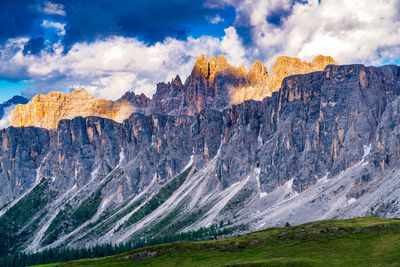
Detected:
left=61, top=0, right=234, bottom=48
left=0, top=0, right=42, bottom=43
left=0, top=0, right=234, bottom=51
left=266, top=8, right=292, bottom=26
left=22, top=36, right=45, bottom=55
left=229, top=0, right=309, bottom=42
left=235, top=26, right=252, bottom=45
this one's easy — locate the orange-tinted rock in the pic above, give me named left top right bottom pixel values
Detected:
left=10, top=90, right=136, bottom=129
left=231, top=55, right=339, bottom=104
left=266, top=55, right=338, bottom=95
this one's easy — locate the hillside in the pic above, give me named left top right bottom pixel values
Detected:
left=36, top=217, right=400, bottom=266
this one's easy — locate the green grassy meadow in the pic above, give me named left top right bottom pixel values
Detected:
left=37, top=217, right=400, bottom=266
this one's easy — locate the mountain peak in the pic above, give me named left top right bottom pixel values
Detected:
left=191, top=54, right=246, bottom=80
left=0, top=95, right=29, bottom=125
left=192, top=54, right=209, bottom=77
left=173, top=74, right=183, bottom=86
left=311, top=55, right=339, bottom=69
left=4, top=95, right=29, bottom=106
left=271, top=55, right=338, bottom=74
left=265, top=55, right=339, bottom=95
left=209, top=55, right=216, bottom=64
left=216, top=54, right=228, bottom=67
left=247, top=60, right=268, bottom=84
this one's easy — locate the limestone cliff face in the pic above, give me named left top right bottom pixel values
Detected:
left=10, top=90, right=137, bottom=129
left=231, top=55, right=338, bottom=104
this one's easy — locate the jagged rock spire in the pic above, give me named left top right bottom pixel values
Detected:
left=173, top=74, right=183, bottom=86
left=247, top=60, right=268, bottom=84
left=192, top=54, right=209, bottom=78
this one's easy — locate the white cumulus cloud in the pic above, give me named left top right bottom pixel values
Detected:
left=216, top=0, right=400, bottom=66
left=208, top=15, right=224, bottom=24
left=0, top=105, right=16, bottom=130
left=0, top=29, right=249, bottom=100
left=39, top=1, right=66, bottom=16
left=221, top=27, right=248, bottom=66
left=41, top=20, right=66, bottom=36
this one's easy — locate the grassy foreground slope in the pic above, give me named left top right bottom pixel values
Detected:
left=43, top=217, right=400, bottom=266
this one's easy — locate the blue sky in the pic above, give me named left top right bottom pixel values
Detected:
left=0, top=0, right=400, bottom=102
left=0, top=81, right=28, bottom=102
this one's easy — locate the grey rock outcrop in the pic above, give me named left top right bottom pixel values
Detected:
left=0, top=126, right=49, bottom=204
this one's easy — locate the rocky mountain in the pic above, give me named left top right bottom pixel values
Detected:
left=9, top=55, right=336, bottom=128
left=1, top=62, right=400, bottom=256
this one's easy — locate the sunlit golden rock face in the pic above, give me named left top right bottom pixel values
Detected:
left=192, top=54, right=248, bottom=83
left=231, top=60, right=269, bottom=103
left=231, top=55, right=339, bottom=104
left=266, top=55, right=339, bottom=94
left=10, top=90, right=135, bottom=129
left=183, top=54, right=248, bottom=115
